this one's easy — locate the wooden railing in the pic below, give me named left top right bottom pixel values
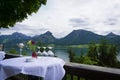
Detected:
left=4, top=54, right=120, bottom=80
left=4, top=53, right=20, bottom=59
left=63, top=63, right=120, bottom=80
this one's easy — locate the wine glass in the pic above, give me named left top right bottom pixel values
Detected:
left=17, top=43, right=24, bottom=56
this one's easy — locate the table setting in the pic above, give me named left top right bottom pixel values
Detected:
left=0, top=56, right=65, bottom=80
left=0, top=40, right=65, bottom=80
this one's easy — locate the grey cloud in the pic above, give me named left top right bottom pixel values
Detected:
left=0, top=24, right=32, bottom=31
left=104, top=18, right=118, bottom=25
left=69, top=18, right=90, bottom=27
left=0, top=24, right=49, bottom=36
left=14, top=24, right=49, bottom=36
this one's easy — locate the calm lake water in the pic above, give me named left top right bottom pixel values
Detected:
left=53, top=47, right=88, bottom=62
left=53, top=47, right=120, bottom=62
left=53, top=48, right=69, bottom=62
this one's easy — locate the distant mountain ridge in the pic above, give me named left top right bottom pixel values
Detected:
left=0, top=32, right=31, bottom=50
left=106, top=32, right=119, bottom=38
left=32, top=31, right=56, bottom=44
left=55, top=30, right=103, bottom=45
left=0, top=29, right=120, bottom=50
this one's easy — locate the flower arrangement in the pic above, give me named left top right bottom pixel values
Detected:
left=27, top=40, right=37, bottom=58
left=27, top=40, right=36, bottom=52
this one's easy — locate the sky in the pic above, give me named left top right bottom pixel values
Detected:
left=0, top=0, right=120, bottom=38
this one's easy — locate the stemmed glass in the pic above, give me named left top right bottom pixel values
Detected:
left=17, top=43, right=24, bottom=56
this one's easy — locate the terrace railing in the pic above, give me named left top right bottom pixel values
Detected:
left=63, top=63, right=120, bottom=80
left=4, top=54, right=120, bottom=80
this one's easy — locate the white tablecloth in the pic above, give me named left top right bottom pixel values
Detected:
left=0, top=51, right=6, bottom=61
left=0, top=56, right=65, bottom=80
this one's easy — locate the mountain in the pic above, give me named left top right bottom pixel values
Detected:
left=0, top=30, right=120, bottom=50
left=0, top=32, right=30, bottom=43
left=0, top=32, right=31, bottom=50
left=32, top=31, right=56, bottom=44
left=11, top=32, right=31, bottom=39
left=55, top=30, right=103, bottom=45
left=105, top=32, right=120, bottom=45
left=106, top=32, right=119, bottom=38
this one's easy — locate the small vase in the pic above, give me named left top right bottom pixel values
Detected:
left=32, top=52, right=37, bottom=59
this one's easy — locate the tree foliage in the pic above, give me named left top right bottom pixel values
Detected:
left=79, top=56, right=98, bottom=65
left=87, top=42, right=98, bottom=62
left=68, top=48, right=98, bottom=65
left=9, top=48, right=18, bottom=54
left=0, top=0, right=47, bottom=28
left=68, top=39, right=120, bottom=68
left=68, top=48, right=75, bottom=62
left=87, top=39, right=120, bottom=68
left=98, top=39, right=119, bottom=67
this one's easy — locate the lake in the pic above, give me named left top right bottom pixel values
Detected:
left=53, top=47, right=120, bottom=62
left=53, top=47, right=88, bottom=62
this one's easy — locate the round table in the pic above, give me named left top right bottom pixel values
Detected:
left=0, top=56, right=65, bottom=80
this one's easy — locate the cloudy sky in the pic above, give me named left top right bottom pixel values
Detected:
left=0, top=0, right=120, bottom=38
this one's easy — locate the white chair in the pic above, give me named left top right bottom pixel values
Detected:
left=0, top=51, right=6, bottom=61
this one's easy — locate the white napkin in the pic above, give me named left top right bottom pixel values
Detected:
left=37, top=51, right=42, bottom=56
left=42, top=51, right=48, bottom=56
left=47, top=50, right=54, bottom=56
